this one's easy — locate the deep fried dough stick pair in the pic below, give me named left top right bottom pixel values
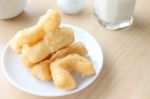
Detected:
left=31, top=42, right=88, bottom=81
left=11, top=9, right=74, bottom=67
left=10, top=9, right=61, bottom=54
left=32, top=54, right=95, bottom=90
left=51, top=54, right=95, bottom=90
left=32, top=43, right=95, bottom=90
left=22, top=28, right=74, bottom=67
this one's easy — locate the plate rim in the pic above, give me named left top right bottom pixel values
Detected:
left=1, top=23, right=104, bottom=97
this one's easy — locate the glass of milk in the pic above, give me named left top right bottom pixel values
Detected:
left=94, top=0, right=136, bottom=30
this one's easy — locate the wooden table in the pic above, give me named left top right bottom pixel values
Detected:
left=0, top=0, right=150, bottom=99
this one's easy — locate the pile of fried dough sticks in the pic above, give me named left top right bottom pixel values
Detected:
left=10, top=9, right=95, bottom=90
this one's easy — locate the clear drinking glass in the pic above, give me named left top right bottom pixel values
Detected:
left=94, top=0, right=136, bottom=30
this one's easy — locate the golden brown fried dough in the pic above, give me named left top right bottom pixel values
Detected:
left=69, top=42, right=87, bottom=56
left=10, top=26, right=45, bottom=54
left=50, top=65, right=76, bottom=90
left=10, top=9, right=60, bottom=54
left=50, top=57, right=72, bottom=72
left=21, top=41, right=50, bottom=67
left=10, top=9, right=95, bottom=90
left=50, top=54, right=95, bottom=76
left=31, top=60, right=51, bottom=81
left=21, top=28, right=74, bottom=67
left=37, top=9, right=61, bottom=32
left=51, top=54, right=95, bottom=76
left=44, top=28, right=74, bottom=53
left=49, top=42, right=87, bottom=62
left=70, top=54, right=95, bottom=76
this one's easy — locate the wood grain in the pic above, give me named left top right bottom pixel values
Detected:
left=0, top=0, right=150, bottom=99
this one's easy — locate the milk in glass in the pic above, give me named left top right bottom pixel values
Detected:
left=94, top=0, right=136, bottom=30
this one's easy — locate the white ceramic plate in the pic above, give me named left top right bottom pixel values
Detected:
left=1, top=24, right=103, bottom=97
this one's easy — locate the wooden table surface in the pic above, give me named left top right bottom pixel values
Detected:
left=0, top=0, right=150, bottom=99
